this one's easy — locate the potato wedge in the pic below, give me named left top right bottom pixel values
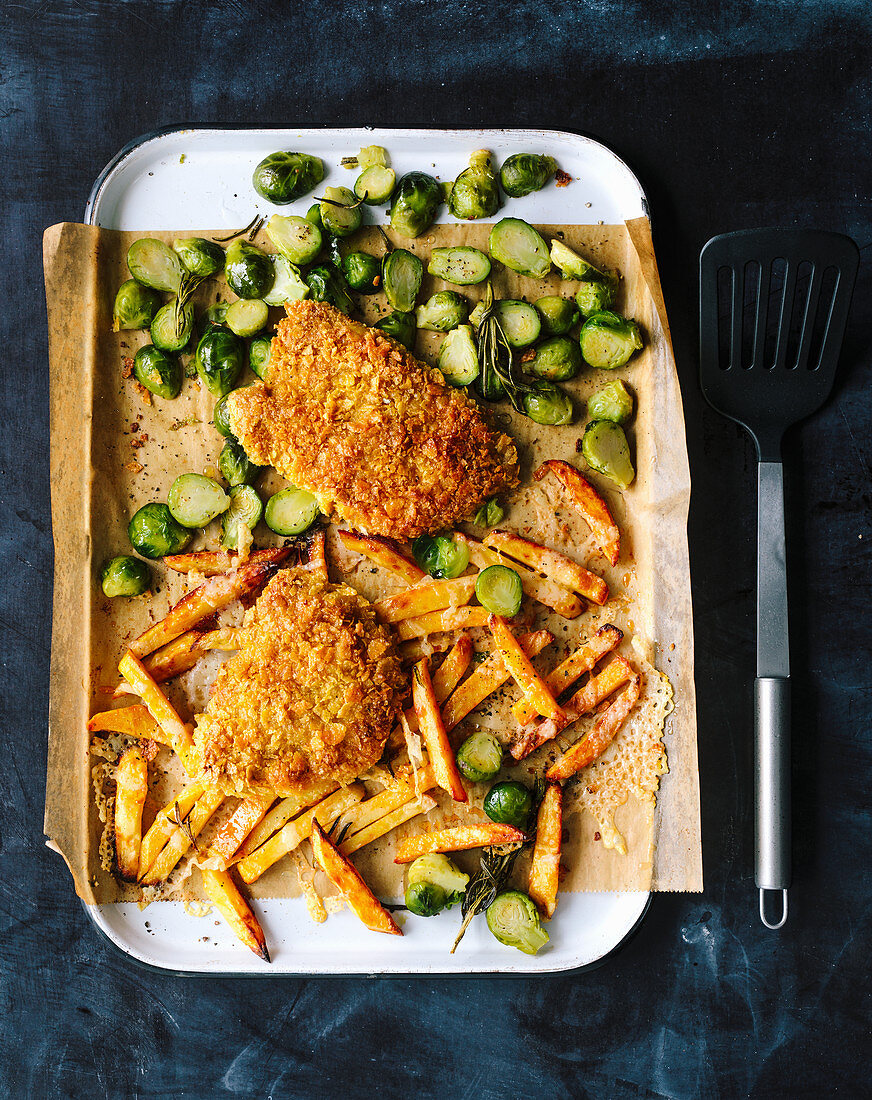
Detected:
left=233, top=779, right=339, bottom=862
left=200, top=867, right=270, bottom=962
left=528, top=782, right=562, bottom=919
left=395, top=605, right=489, bottom=640
left=534, top=459, right=620, bottom=566
left=483, top=530, right=609, bottom=605
left=431, top=633, right=473, bottom=704
left=340, top=794, right=437, bottom=856
left=114, top=747, right=148, bottom=881
left=88, top=703, right=166, bottom=744
left=163, top=546, right=294, bottom=575
left=118, top=651, right=196, bottom=773
left=208, top=793, right=276, bottom=866
left=394, top=823, right=527, bottom=863
left=374, top=575, right=476, bottom=624
left=335, top=772, right=432, bottom=838
left=138, top=779, right=208, bottom=878
left=113, top=627, right=244, bottom=697
left=546, top=671, right=642, bottom=781
left=311, top=821, right=402, bottom=936
left=457, top=535, right=583, bottom=619
left=139, top=788, right=226, bottom=885
left=489, top=615, right=560, bottom=720
left=413, top=659, right=467, bottom=802
left=337, top=530, right=425, bottom=584
left=305, top=529, right=329, bottom=582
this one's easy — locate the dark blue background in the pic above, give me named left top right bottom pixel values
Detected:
left=3, top=2, right=871, bottom=1097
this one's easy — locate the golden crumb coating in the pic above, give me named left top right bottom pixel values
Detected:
left=226, top=300, right=519, bottom=540
left=194, top=569, right=405, bottom=797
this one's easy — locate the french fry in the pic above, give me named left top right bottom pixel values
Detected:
left=114, top=747, right=148, bottom=880
left=139, top=787, right=226, bottom=885
left=431, top=633, right=473, bottom=704
left=441, top=630, right=553, bottom=733
left=138, top=779, right=208, bottom=878
left=394, top=823, right=527, bottom=863
left=483, top=530, right=609, bottom=605
left=208, top=793, right=276, bottom=866
left=396, top=606, right=489, bottom=640
left=528, top=783, right=562, bottom=919
left=200, top=867, right=270, bottom=962
left=512, top=624, right=623, bottom=727
left=413, top=659, right=467, bottom=802
left=164, top=546, right=294, bottom=575
left=335, top=767, right=434, bottom=836
left=311, top=821, right=402, bottom=936
left=196, top=626, right=244, bottom=651
left=233, top=779, right=339, bottom=861
left=88, top=704, right=167, bottom=744
left=457, top=535, right=584, bottom=619
left=130, top=558, right=281, bottom=659
left=374, top=576, right=476, bottom=624
left=488, top=616, right=560, bottom=720
left=534, top=459, right=620, bottom=567
left=305, top=529, right=329, bottom=581
left=113, top=627, right=244, bottom=697
left=546, top=671, right=642, bottom=781
left=337, top=530, right=425, bottom=585
left=118, top=651, right=197, bottom=773
left=340, top=794, right=438, bottom=856
left=237, top=785, right=364, bottom=884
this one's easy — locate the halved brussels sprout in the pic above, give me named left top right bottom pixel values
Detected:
left=412, top=534, right=469, bottom=579
left=475, top=564, right=522, bottom=617
left=488, top=218, right=551, bottom=278
left=492, top=300, right=541, bottom=349
left=382, top=248, right=423, bottom=312
left=534, top=295, right=578, bottom=337
left=528, top=335, right=582, bottom=382
left=113, top=280, right=161, bottom=331
left=483, top=780, right=534, bottom=829
left=264, top=487, right=319, bottom=536
left=486, top=890, right=550, bottom=955
left=455, top=730, right=503, bottom=783
left=358, top=145, right=389, bottom=168
left=248, top=336, right=272, bottom=380
left=405, top=853, right=469, bottom=916
left=305, top=265, right=354, bottom=315
left=167, top=473, right=230, bottom=528
left=128, top=503, right=192, bottom=559
left=100, top=555, right=151, bottom=598
left=213, top=393, right=236, bottom=437
left=375, top=310, right=416, bottom=351
left=389, top=171, right=442, bottom=238
left=342, top=252, right=381, bottom=293
left=354, top=164, right=396, bottom=205
left=225, top=299, right=269, bottom=338
left=218, top=438, right=262, bottom=487
left=523, top=381, right=574, bottom=425
left=263, top=254, right=309, bottom=307
left=220, top=484, right=263, bottom=550
left=133, top=345, right=182, bottom=400
left=549, top=238, right=601, bottom=280
left=473, top=496, right=505, bottom=528
left=579, top=311, right=643, bottom=369
left=415, top=291, right=467, bottom=332
left=438, top=325, right=479, bottom=386
left=225, top=240, right=274, bottom=300
left=499, top=153, right=559, bottom=198
left=448, top=149, right=500, bottom=220
left=586, top=379, right=634, bottom=424
left=150, top=301, right=193, bottom=352
left=252, top=151, right=324, bottom=204
left=581, top=420, right=635, bottom=489
left=172, top=237, right=224, bottom=277
left=319, top=186, right=362, bottom=238
left=196, top=327, right=243, bottom=396
left=575, top=276, right=617, bottom=317
left=427, top=246, right=491, bottom=286
left=265, top=214, right=322, bottom=266
left=127, top=238, right=183, bottom=293
left=305, top=203, right=323, bottom=228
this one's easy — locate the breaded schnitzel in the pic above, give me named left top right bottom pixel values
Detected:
left=194, top=569, right=405, bottom=796
left=226, top=301, right=519, bottom=541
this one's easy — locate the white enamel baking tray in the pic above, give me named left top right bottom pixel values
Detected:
left=81, top=127, right=651, bottom=975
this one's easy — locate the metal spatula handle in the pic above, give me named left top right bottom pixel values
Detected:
left=756, top=460, right=790, bottom=928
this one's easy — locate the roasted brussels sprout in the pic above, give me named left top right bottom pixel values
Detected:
left=486, top=890, right=550, bottom=955
left=100, top=555, right=151, bottom=598
left=375, top=310, right=416, bottom=351
left=534, top=295, right=578, bottom=337
left=427, top=246, right=491, bottom=286
left=358, top=145, right=389, bottom=167
left=438, top=325, right=479, bottom=386
left=354, top=164, right=396, bottom=205
left=575, top=276, right=616, bottom=317
left=172, top=237, right=224, bottom=277
left=342, top=252, right=381, bottom=293
left=305, top=264, right=354, bottom=315
left=225, top=299, right=269, bottom=338
left=263, top=254, right=309, bottom=307
left=523, top=381, right=574, bottom=425
left=389, top=171, right=442, bottom=238
left=405, top=854, right=469, bottom=917
left=212, top=393, right=236, bottom=437
left=412, top=534, right=469, bottom=579
left=493, top=300, right=541, bottom=349
left=225, top=240, right=274, bottom=300
left=218, top=438, right=263, bottom=487
left=133, top=344, right=182, bottom=400
left=489, top=218, right=551, bottom=278
left=499, top=153, right=559, bottom=198
left=264, top=487, right=320, bottom=536
left=128, top=503, right=192, bottom=559
left=220, top=484, right=263, bottom=550
left=581, top=420, right=635, bottom=488
left=416, top=291, right=467, bottom=332
left=248, top=335, right=272, bottom=379
left=203, top=303, right=229, bottom=327
left=319, top=185, right=362, bottom=238
left=113, top=279, right=161, bottom=331
left=252, top=151, right=324, bottom=204
left=579, top=311, right=643, bottom=369
left=196, top=327, right=243, bottom=396
left=455, top=730, right=503, bottom=783
left=150, top=300, right=194, bottom=352
left=483, top=780, right=534, bottom=829
left=382, top=248, right=423, bottom=312
left=586, top=379, right=634, bottom=424
left=266, top=214, right=322, bottom=266
left=528, top=336, right=582, bottom=382
left=167, top=473, right=230, bottom=528
left=475, top=564, right=523, bottom=617
left=448, top=150, right=500, bottom=220
left=127, top=238, right=183, bottom=293
left=473, top=496, right=505, bottom=528
left=305, top=203, right=323, bottom=228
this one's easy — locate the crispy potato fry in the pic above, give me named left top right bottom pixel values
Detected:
left=431, top=633, right=473, bottom=704
left=311, top=821, right=402, bottom=936
left=546, top=671, right=642, bottom=781
left=196, top=626, right=244, bottom=651
left=489, top=615, right=560, bottom=720
left=200, top=867, right=270, bottom=962
left=340, top=793, right=438, bottom=856
left=413, top=659, right=467, bottom=802
left=337, top=530, right=425, bottom=584
left=528, top=783, right=562, bottom=919
left=336, top=777, right=425, bottom=836
left=512, top=624, right=623, bottom=727
left=114, top=747, right=148, bottom=881
left=457, top=535, right=584, bottom=619
left=138, top=779, right=208, bottom=878
left=534, top=460, right=620, bottom=567
left=113, top=627, right=245, bottom=697
left=118, top=651, right=197, bottom=773
left=394, top=823, right=527, bottom=863
left=374, top=575, right=476, bottom=624
left=88, top=704, right=167, bottom=744
left=305, top=529, right=329, bottom=581
left=233, top=779, right=340, bottom=862
left=441, top=630, right=553, bottom=733
left=139, top=787, right=226, bottom=885
left=237, top=785, right=364, bottom=884
left=483, top=530, right=609, bottom=605
left=208, top=793, right=276, bottom=866
left=163, top=546, right=294, bottom=575
left=395, top=606, right=489, bottom=640
left=129, top=559, right=280, bottom=659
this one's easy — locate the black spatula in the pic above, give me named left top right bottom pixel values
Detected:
left=699, top=228, right=859, bottom=928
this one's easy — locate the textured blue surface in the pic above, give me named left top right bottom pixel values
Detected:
left=3, top=2, right=872, bottom=1096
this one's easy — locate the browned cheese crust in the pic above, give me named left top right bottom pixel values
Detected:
left=226, top=300, right=519, bottom=540
left=194, top=569, right=405, bottom=796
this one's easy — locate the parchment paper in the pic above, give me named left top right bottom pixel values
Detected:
left=43, top=218, right=702, bottom=907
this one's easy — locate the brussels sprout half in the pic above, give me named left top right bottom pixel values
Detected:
left=492, top=300, right=541, bottom=349
left=523, top=381, right=574, bottom=426
left=128, top=503, right=192, bottom=559
left=220, top=485, right=263, bottom=550
left=527, top=336, right=582, bottom=382
left=389, top=171, right=443, bottom=238
left=587, top=379, right=634, bottom=424
left=354, top=164, right=396, bottom=205
left=167, top=473, right=230, bottom=529
left=225, top=240, right=275, bottom=300
left=534, top=295, right=578, bottom=337
left=581, top=420, right=636, bottom=489
left=416, top=291, right=468, bottom=332
left=475, top=564, right=522, bottom=617
left=213, top=392, right=236, bottom=437
left=266, top=214, right=322, bottom=266
left=218, top=438, right=263, bottom=487
left=133, top=345, right=182, bottom=400
left=455, top=730, right=503, bottom=783
left=412, top=534, right=469, bottom=579
left=127, top=238, right=183, bottom=293
left=172, top=237, right=225, bottom=278
left=579, top=311, right=643, bottom=369
left=305, top=265, right=354, bottom=315
left=427, top=246, right=491, bottom=286
left=100, top=555, right=151, bottom=598
left=113, top=279, right=162, bottom=331
left=438, top=325, right=479, bottom=386
left=150, top=301, right=193, bottom=352
left=252, top=151, right=325, bottom=204
left=473, top=496, right=505, bottom=529
left=489, top=218, right=551, bottom=279
left=448, top=150, right=501, bottom=220
left=499, top=153, right=559, bottom=198
left=343, top=252, right=382, bottom=294
left=405, top=854, right=469, bottom=916
left=486, top=890, right=550, bottom=955
left=264, top=487, right=319, bottom=536
left=483, top=780, right=534, bottom=829
left=382, top=248, right=423, bottom=313
left=196, top=327, right=244, bottom=396
left=319, top=185, right=363, bottom=238
left=225, top=299, right=269, bottom=338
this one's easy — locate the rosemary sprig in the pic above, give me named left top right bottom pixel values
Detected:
left=172, top=271, right=204, bottom=340
left=315, top=193, right=366, bottom=211
left=170, top=801, right=199, bottom=852
left=476, top=281, right=529, bottom=413
left=212, top=213, right=262, bottom=243
left=450, top=842, right=524, bottom=953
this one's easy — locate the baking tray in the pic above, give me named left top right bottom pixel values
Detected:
left=80, top=126, right=653, bottom=975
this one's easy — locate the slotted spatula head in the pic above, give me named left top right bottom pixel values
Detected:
left=700, top=229, right=859, bottom=459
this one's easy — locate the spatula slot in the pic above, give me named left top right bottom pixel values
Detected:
left=740, top=261, right=761, bottom=370
left=763, top=257, right=788, bottom=370
left=716, top=264, right=733, bottom=369
left=805, top=264, right=840, bottom=372
left=782, top=259, right=814, bottom=370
